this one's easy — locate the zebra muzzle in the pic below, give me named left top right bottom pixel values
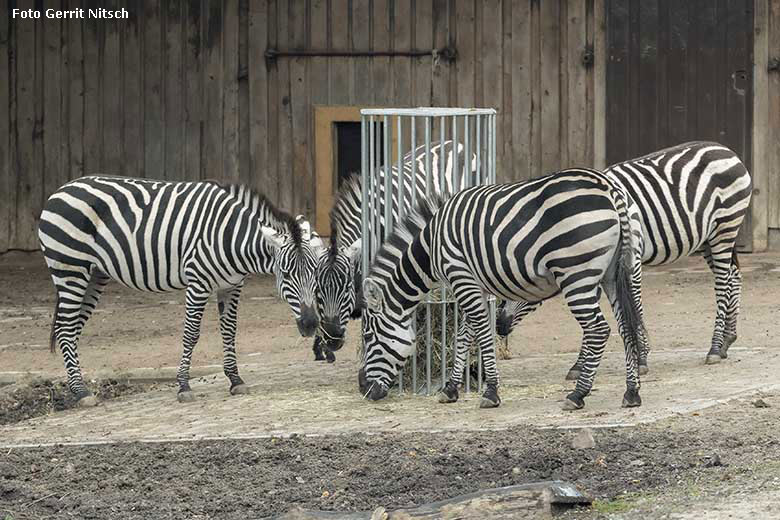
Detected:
left=296, top=305, right=319, bottom=337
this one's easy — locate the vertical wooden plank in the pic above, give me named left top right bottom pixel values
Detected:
left=501, top=0, right=512, bottom=178
left=14, top=2, right=37, bottom=248
left=752, top=0, right=769, bottom=251
left=100, top=0, right=121, bottom=175
left=164, top=0, right=184, bottom=181
left=330, top=0, right=350, bottom=105
left=431, top=0, right=449, bottom=107
left=529, top=0, right=542, bottom=176
left=183, top=0, right=202, bottom=181
left=67, top=6, right=84, bottom=181
left=414, top=0, right=433, bottom=109
left=695, top=0, right=717, bottom=143
left=567, top=0, right=588, bottom=167
left=655, top=0, right=669, bottom=150
left=203, top=0, right=223, bottom=181
left=276, top=1, right=293, bottom=211
left=455, top=0, right=475, bottom=107
left=626, top=0, right=640, bottom=159
left=683, top=0, right=698, bottom=147
left=248, top=0, right=268, bottom=192
left=43, top=0, right=62, bottom=201
left=511, top=0, right=531, bottom=180
left=666, top=0, right=689, bottom=149
left=238, top=0, right=250, bottom=185
left=83, top=2, right=102, bottom=175
left=606, top=0, right=630, bottom=165
left=393, top=0, right=413, bottom=105
left=637, top=0, right=659, bottom=155
left=352, top=0, right=371, bottom=105
left=310, top=0, right=328, bottom=105
left=373, top=0, right=391, bottom=105
left=0, top=0, right=10, bottom=251
left=144, top=0, right=164, bottom=178
left=539, top=0, right=559, bottom=173
left=768, top=0, right=780, bottom=229
left=267, top=0, right=280, bottom=200
left=223, top=0, right=239, bottom=183
left=558, top=1, right=568, bottom=168
left=593, top=0, right=607, bottom=169
left=289, top=0, right=309, bottom=214
left=122, top=0, right=143, bottom=177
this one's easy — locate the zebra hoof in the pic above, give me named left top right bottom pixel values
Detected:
left=438, top=382, right=459, bottom=404
left=705, top=354, right=722, bottom=365
left=77, top=395, right=98, bottom=408
left=639, top=364, right=649, bottom=376
left=622, top=389, right=642, bottom=408
left=479, top=386, right=501, bottom=408
left=562, top=392, right=585, bottom=411
left=230, top=383, right=250, bottom=396
left=325, top=352, right=336, bottom=363
left=565, top=369, right=581, bottom=381
left=177, top=390, right=196, bottom=403
left=722, top=333, right=737, bottom=358
left=314, top=353, right=326, bottom=361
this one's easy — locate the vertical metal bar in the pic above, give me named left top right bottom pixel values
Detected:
left=384, top=115, right=392, bottom=241
left=368, top=116, right=376, bottom=264
left=426, top=302, right=432, bottom=395
left=438, top=116, right=446, bottom=390
left=424, top=117, right=432, bottom=197
left=424, top=115, right=432, bottom=391
left=361, top=115, right=369, bottom=283
left=397, top=117, right=405, bottom=221
left=439, top=115, right=445, bottom=191
left=490, top=113, right=497, bottom=183
left=475, top=116, right=481, bottom=185
left=410, top=117, right=417, bottom=207
left=464, top=116, right=470, bottom=188
left=452, top=116, right=459, bottom=190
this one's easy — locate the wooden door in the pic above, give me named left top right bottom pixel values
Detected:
left=606, top=0, right=754, bottom=246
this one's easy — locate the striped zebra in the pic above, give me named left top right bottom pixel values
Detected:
left=314, top=141, right=473, bottom=360
left=38, top=176, right=324, bottom=405
left=359, top=168, right=647, bottom=410
left=496, top=142, right=752, bottom=378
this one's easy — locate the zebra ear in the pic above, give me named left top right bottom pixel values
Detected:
left=296, top=215, right=312, bottom=242
left=362, top=278, right=383, bottom=311
left=345, top=238, right=361, bottom=263
left=261, top=226, right=285, bottom=250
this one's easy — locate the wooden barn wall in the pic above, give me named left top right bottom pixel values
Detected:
left=767, top=0, right=780, bottom=232
left=0, top=0, right=599, bottom=252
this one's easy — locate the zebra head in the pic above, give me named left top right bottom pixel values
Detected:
left=315, top=229, right=361, bottom=351
left=357, top=277, right=415, bottom=401
left=261, top=216, right=325, bottom=337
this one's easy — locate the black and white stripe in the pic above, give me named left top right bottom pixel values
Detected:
left=39, top=176, right=323, bottom=404
left=358, top=168, right=647, bottom=410
left=314, top=141, right=471, bottom=359
left=497, top=141, right=752, bottom=375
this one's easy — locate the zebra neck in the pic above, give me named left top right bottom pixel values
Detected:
left=383, top=235, right=435, bottom=317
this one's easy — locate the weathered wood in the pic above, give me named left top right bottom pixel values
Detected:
left=352, top=0, right=371, bottom=106
left=329, top=0, right=350, bottom=105
left=769, top=0, right=780, bottom=229
left=567, top=0, right=588, bottom=168
left=752, top=0, right=769, bottom=251
left=0, top=0, right=10, bottom=251
left=183, top=0, right=202, bottom=180
left=42, top=0, right=62, bottom=200
left=593, top=0, right=606, bottom=169
left=202, top=0, right=223, bottom=182
left=276, top=1, right=293, bottom=212
left=529, top=0, right=541, bottom=177
left=248, top=0, right=268, bottom=192
left=414, top=0, right=433, bottom=111
left=102, top=0, right=122, bottom=174
left=237, top=0, right=249, bottom=185
left=122, top=1, right=143, bottom=177
left=372, top=0, right=391, bottom=106
left=558, top=1, right=569, bottom=168
left=266, top=0, right=280, bottom=202
left=144, top=0, right=164, bottom=178
left=511, top=0, right=530, bottom=181
left=82, top=4, right=101, bottom=176
left=289, top=0, right=310, bottom=215
left=605, top=0, right=629, bottom=165
left=164, top=0, right=184, bottom=181
left=431, top=0, right=449, bottom=108
left=392, top=0, right=412, bottom=106
left=222, top=0, right=239, bottom=183
left=539, top=0, right=560, bottom=174
left=500, top=0, right=512, bottom=180
left=272, top=481, right=592, bottom=520
left=455, top=0, right=475, bottom=108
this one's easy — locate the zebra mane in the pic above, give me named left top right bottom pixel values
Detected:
left=330, top=173, right=362, bottom=239
left=327, top=222, right=340, bottom=262
left=368, top=192, right=448, bottom=278
left=218, top=182, right=303, bottom=247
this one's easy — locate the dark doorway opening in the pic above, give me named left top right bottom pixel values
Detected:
left=335, top=122, right=384, bottom=188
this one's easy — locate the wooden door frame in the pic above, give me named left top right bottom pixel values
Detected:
left=313, top=105, right=397, bottom=236
left=751, top=0, right=770, bottom=252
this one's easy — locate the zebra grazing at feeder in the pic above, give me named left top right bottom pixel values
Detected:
left=496, top=141, right=752, bottom=378
left=314, top=140, right=472, bottom=361
left=38, top=176, right=324, bottom=406
left=359, top=168, right=647, bottom=410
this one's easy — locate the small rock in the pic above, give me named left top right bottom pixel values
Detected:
left=512, top=467, right=521, bottom=475
left=64, top=462, right=75, bottom=474
left=704, top=453, right=724, bottom=468
left=753, top=399, right=770, bottom=408
left=571, top=428, right=596, bottom=450
left=629, top=459, right=645, bottom=467
left=295, top=476, right=305, bottom=484
left=370, top=506, right=388, bottom=520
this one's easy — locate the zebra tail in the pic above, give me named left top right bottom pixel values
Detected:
left=613, top=190, right=646, bottom=364
left=49, top=294, right=59, bottom=354
left=731, top=248, right=740, bottom=270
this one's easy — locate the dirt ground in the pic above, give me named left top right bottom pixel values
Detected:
left=0, top=251, right=779, bottom=519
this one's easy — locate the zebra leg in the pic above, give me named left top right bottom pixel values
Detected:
left=177, top=284, right=210, bottom=403
left=312, top=335, right=327, bottom=361
left=561, top=288, right=611, bottom=411
left=602, top=281, right=642, bottom=408
left=702, top=245, right=733, bottom=364
left=217, top=283, right=250, bottom=396
left=722, top=256, right=742, bottom=357
left=564, top=287, right=601, bottom=382
left=631, top=257, right=650, bottom=375
left=49, top=268, right=109, bottom=407
left=438, top=312, right=473, bottom=404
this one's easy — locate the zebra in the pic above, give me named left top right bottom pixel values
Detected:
left=359, top=168, right=647, bottom=410
left=38, top=176, right=324, bottom=406
left=314, top=141, right=472, bottom=360
left=496, top=141, right=752, bottom=379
